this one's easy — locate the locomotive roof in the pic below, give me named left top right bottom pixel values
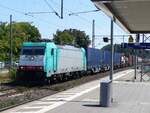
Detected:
left=23, top=42, right=55, bottom=47
left=57, top=45, right=83, bottom=51
left=22, top=42, right=81, bottom=51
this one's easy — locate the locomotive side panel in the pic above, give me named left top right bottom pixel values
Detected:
left=44, top=43, right=57, bottom=77
left=55, top=46, right=86, bottom=74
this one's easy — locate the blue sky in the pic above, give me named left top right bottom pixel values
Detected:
left=0, top=0, right=128, bottom=48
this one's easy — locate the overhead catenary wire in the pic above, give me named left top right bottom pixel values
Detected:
left=25, top=11, right=55, bottom=15
left=0, top=2, right=125, bottom=49
left=68, top=9, right=100, bottom=16
left=46, top=0, right=100, bottom=28
left=0, top=3, right=66, bottom=29
left=44, top=0, right=104, bottom=33
left=49, top=0, right=95, bottom=29
left=58, top=0, right=103, bottom=28
left=0, top=4, right=34, bottom=17
left=66, top=8, right=103, bottom=30
left=0, top=1, right=103, bottom=41
left=43, top=0, right=61, bottom=18
left=0, top=1, right=112, bottom=41
left=43, top=0, right=57, bottom=13
left=44, top=1, right=127, bottom=44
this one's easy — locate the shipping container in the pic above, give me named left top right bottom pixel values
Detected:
left=114, top=52, right=121, bottom=67
left=102, top=50, right=111, bottom=70
left=102, top=51, right=122, bottom=69
left=86, top=48, right=102, bottom=72
left=128, top=55, right=134, bottom=66
left=103, top=50, right=111, bottom=65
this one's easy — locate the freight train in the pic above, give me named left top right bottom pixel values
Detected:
left=17, top=41, right=131, bottom=83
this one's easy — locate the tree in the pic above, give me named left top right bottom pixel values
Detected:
left=12, top=22, right=41, bottom=41
left=0, top=22, right=41, bottom=61
left=12, top=22, right=41, bottom=60
left=53, top=30, right=74, bottom=45
left=0, top=22, right=9, bottom=40
left=66, top=29, right=91, bottom=48
left=53, top=29, right=91, bottom=48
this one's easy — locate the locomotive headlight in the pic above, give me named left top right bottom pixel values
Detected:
left=20, top=66, right=24, bottom=69
left=31, top=57, right=34, bottom=60
left=39, top=66, right=42, bottom=70
left=19, top=66, right=24, bottom=70
left=36, top=66, right=43, bottom=70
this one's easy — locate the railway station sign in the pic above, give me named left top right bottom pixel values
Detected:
left=121, top=43, right=150, bottom=49
left=128, top=35, right=134, bottom=43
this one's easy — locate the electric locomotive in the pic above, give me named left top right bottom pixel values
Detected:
left=18, top=41, right=86, bottom=81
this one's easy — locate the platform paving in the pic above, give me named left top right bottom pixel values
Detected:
left=2, top=69, right=149, bottom=113
left=45, top=82, right=150, bottom=113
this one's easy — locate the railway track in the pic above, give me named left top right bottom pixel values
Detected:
left=0, top=89, right=17, bottom=97
left=0, top=67, right=131, bottom=112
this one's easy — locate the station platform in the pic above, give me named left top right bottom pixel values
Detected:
left=2, top=69, right=150, bottom=113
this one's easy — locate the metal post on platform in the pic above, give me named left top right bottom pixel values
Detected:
left=134, top=34, right=140, bottom=80
left=140, top=34, right=145, bottom=82
left=99, top=18, right=114, bottom=107
left=140, top=59, right=143, bottom=82
left=142, top=34, right=145, bottom=43
left=110, top=19, right=114, bottom=81
left=110, top=18, right=114, bottom=103
left=134, top=50, right=137, bottom=80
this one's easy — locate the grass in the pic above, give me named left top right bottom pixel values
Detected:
left=0, top=72, right=10, bottom=82
left=0, top=97, right=21, bottom=109
left=0, top=68, right=17, bottom=83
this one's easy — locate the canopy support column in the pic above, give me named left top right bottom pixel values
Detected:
left=134, top=34, right=140, bottom=80
left=110, top=19, right=114, bottom=81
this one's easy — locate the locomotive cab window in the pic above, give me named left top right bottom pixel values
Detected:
left=34, top=48, right=45, bottom=55
left=21, top=46, right=45, bottom=55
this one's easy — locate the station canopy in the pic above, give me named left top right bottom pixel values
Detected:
left=92, top=0, right=150, bottom=33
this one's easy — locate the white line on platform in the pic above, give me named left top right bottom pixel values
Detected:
left=113, top=70, right=133, bottom=80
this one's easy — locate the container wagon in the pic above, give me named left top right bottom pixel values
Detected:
left=102, top=50, right=111, bottom=71
left=102, top=51, right=123, bottom=70
left=114, top=52, right=121, bottom=69
left=86, top=48, right=103, bottom=73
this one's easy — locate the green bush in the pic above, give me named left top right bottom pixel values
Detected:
left=9, top=68, right=17, bottom=80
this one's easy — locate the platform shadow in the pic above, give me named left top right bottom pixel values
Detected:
left=83, top=104, right=100, bottom=107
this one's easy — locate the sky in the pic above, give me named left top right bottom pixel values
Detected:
left=0, top=0, right=129, bottom=48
